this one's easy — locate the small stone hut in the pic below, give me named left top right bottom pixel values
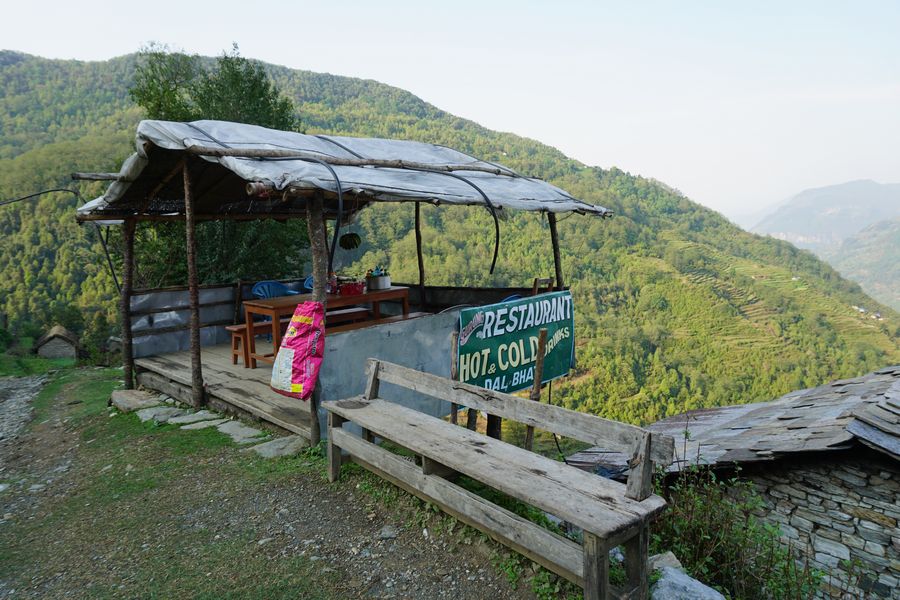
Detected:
left=33, top=325, right=79, bottom=359
left=570, top=365, right=900, bottom=598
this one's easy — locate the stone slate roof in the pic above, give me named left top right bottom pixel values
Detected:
left=33, top=325, right=79, bottom=350
left=568, top=365, right=900, bottom=473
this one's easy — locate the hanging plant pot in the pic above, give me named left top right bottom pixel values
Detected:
left=339, top=232, right=362, bottom=250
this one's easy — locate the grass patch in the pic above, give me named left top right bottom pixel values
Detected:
left=0, top=367, right=347, bottom=599
left=0, top=352, right=74, bottom=377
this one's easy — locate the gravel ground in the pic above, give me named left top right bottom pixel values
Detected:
left=0, top=370, right=545, bottom=599
left=0, top=375, right=45, bottom=448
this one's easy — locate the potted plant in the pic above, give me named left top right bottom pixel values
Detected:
left=366, top=266, right=391, bottom=290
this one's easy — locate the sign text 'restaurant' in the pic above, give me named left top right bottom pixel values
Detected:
left=457, top=291, right=574, bottom=393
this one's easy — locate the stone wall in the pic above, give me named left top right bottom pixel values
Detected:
left=743, top=449, right=899, bottom=599
left=36, top=337, right=76, bottom=359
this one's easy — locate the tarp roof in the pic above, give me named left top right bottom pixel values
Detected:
left=76, top=120, right=612, bottom=222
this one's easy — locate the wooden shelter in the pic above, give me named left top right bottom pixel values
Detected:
left=75, top=119, right=612, bottom=444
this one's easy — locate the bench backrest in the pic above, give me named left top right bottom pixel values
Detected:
left=363, top=358, right=674, bottom=500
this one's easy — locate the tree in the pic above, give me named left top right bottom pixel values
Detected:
left=128, top=44, right=308, bottom=286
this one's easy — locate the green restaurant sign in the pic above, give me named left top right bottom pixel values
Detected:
left=457, top=291, right=575, bottom=393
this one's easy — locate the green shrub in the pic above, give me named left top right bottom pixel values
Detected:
left=0, top=327, right=11, bottom=352
left=652, top=466, right=821, bottom=599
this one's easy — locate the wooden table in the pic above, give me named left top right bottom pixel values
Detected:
left=243, top=286, right=410, bottom=368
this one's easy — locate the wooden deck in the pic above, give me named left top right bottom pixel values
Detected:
left=135, top=342, right=313, bottom=440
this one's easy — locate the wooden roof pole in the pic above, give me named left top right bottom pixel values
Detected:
left=547, top=212, right=564, bottom=290
left=306, top=193, right=328, bottom=446
left=120, top=218, right=136, bottom=389
left=415, top=202, right=426, bottom=310
left=183, top=161, right=206, bottom=409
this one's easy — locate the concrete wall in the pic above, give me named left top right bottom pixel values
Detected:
left=37, top=337, right=76, bottom=359
left=744, top=450, right=900, bottom=599
left=316, top=311, right=459, bottom=435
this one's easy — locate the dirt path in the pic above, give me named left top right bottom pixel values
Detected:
left=0, top=375, right=45, bottom=449
left=0, top=369, right=546, bottom=599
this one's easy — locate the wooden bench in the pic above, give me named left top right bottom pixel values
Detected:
left=324, top=359, right=674, bottom=600
left=228, top=307, right=371, bottom=366
left=324, top=311, right=431, bottom=336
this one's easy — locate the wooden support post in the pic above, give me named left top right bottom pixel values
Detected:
left=415, top=202, right=426, bottom=310
left=547, top=212, right=564, bottom=290
left=486, top=413, right=502, bottom=440
left=450, top=332, right=459, bottom=425
left=583, top=532, right=609, bottom=600
left=524, top=328, right=548, bottom=451
left=309, top=387, right=321, bottom=447
left=120, top=218, right=136, bottom=389
left=327, top=412, right=346, bottom=482
left=364, top=359, right=381, bottom=400
left=183, top=163, right=205, bottom=408
left=466, top=408, right=479, bottom=431
left=624, top=523, right=650, bottom=600
left=421, top=455, right=457, bottom=478
left=307, top=194, right=328, bottom=446
left=625, top=432, right=654, bottom=501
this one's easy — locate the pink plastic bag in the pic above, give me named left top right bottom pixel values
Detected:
left=270, top=301, right=325, bottom=400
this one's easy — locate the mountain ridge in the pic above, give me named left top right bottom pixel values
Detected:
left=2, top=50, right=899, bottom=425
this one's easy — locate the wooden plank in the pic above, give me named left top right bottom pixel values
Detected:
left=583, top=532, right=609, bottom=600
left=372, top=360, right=674, bottom=465
left=328, top=412, right=345, bottom=482
left=525, top=328, right=548, bottom=451
left=364, top=360, right=381, bottom=400
left=136, top=370, right=193, bottom=404
left=330, top=428, right=585, bottom=585
left=625, top=432, right=653, bottom=501
left=137, top=346, right=312, bottom=441
left=623, top=523, right=649, bottom=600
left=325, top=398, right=665, bottom=537
left=325, top=312, right=430, bottom=335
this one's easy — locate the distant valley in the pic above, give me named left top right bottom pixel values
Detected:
left=752, top=180, right=900, bottom=310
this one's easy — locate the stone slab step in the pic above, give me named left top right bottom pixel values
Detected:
left=217, top=420, right=267, bottom=444
left=110, top=390, right=162, bottom=413
left=136, top=406, right=188, bottom=424
left=168, top=410, right=221, bottom=425
left=249, top=435, right=308, bottom=458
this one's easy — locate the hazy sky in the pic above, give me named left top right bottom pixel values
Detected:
left=3, top=1, right=899, bottom=220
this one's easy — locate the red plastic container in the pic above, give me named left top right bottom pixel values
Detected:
left=338, top=281, right=366, bottom=296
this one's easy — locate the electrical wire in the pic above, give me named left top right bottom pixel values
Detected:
left=0, top=188, right=79, bottom=207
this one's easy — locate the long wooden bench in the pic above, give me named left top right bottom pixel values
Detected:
left=228, top=307, right=371, bottom=366
left=324, top=359, right=674, bottom=600
left=324, top=311, right=431, bottom=336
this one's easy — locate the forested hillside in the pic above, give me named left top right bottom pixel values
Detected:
left=821, top=218, right=900, bottom=311
left=751, top=180, right=900, bottom=311
left=2, top=50, right=899, bottom=424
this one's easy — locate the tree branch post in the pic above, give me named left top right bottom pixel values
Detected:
left=547, top=212, right=564, bottom=290
left=524, top=328, right=548, bottom=451
left=183, top=162, right=205, bottom=408
left=415, top=202, right=426, bottom=309
left=307, top=194, right=328, bottom=445
left=120, top=218, right=136, bottom=389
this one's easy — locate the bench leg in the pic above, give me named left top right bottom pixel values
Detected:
left=240, top=331, right=250, bottom=368
left=624, top=523, right=649, bottom=600
left=231, top=333, right=239, bottom=365
left=327, top=413, right=346, bottom=482
left=583, top=532, right=609, bottom=600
